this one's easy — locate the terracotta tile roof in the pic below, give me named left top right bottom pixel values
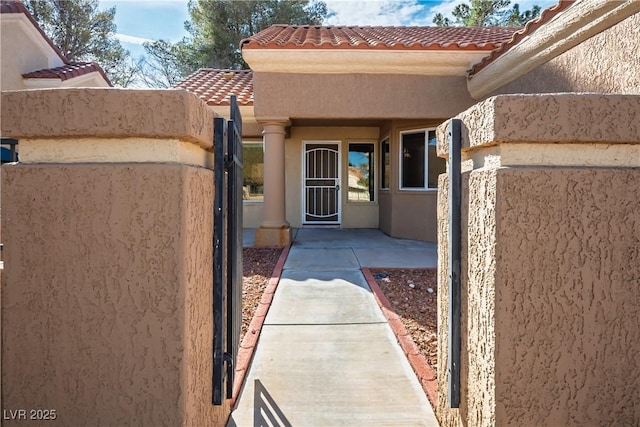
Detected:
left=469, top=0, right=574, bottom=75
left=2, top=0, right=112, bottom=86
left=173, top=69, right=253, bottom=106
left=22, top=62, right=108, bottom=81
left=0, top=0, right=25, bottom=13
left=241, top=25, right=517, bottom=51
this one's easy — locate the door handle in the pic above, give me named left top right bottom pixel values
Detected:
left=335, top=180, right=340, bottom=191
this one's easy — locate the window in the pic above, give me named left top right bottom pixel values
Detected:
left=380, top=138, right=390, bottom=190
left=348, top=143, right=375, bottom=202
left=243, top=142, right=264, bottom=200
left=400, top=129, right=445, bottom=190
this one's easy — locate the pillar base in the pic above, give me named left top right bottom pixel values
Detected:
left=255, top=226, right=293, bottom=247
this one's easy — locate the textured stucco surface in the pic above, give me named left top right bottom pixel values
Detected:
left=489, top=12, right=640, bottom=97
left=1, top=163, right=229, bottom=425
left=437, top=169, right=496, bottom=427
left=254, top=73, right=475, bottom=120
left=437, top=167, right=640, bottom=426
left=1, top=89, right=215, bottom=149
left=493, top=168, right=640, bottom=426
left=18, top=137, right=214, bottom=168
left=436, top=94, right=640, bottom=158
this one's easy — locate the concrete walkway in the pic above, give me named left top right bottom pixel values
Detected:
left=229, top=228, right=439, bottom=426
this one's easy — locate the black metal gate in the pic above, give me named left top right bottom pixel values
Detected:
left=213, top=96, right=243, bottom=405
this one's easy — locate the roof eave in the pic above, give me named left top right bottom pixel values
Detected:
left=468, top=0, right=640, bottom=99
left=243, top=49, right=494, bottom=76
left=23, top=71, right=111, bottom=88
left=1, top=11, right=65, bottom=69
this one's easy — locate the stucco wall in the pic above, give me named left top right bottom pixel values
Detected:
left=436, top=93, right=640, bottom=426
left=380, top=119, right=445, bottom=243
left=378, top=191, right=392, bottom=236
left=1, top=163, right=229, bottom=425
left=493, top=167, right=640, bottom=425
left=1, top=89, right=214, bottom=149
left=0, top=15, right=108, bottom=89
left=391, top=192, right=438, bottom=242
left=1, top=88, right=230, bottom=425
left=254, top=73, right=475, bottom=120
left=438, top=167, right=640, bottom=426
left=489, top=13, right=640, bottom=96
left=0, top=15, right=62, bottom=90
left=437, top=170, right=494, bottom=427
left=284, top=126, right=379, bottom=229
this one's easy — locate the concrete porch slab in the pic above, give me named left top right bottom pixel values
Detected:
left=353, top=247, right=438, bottom=269
left=283, top=247, right=360, bottom=270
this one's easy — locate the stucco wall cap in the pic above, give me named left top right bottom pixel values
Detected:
left=1, top=88, right=217, bottom=149
left=437, top=93, right=640, bottom=158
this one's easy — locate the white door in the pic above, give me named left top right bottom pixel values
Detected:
left=303, top=142, right=341, bottom=224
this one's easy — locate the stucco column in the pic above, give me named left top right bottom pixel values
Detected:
left=0, top=89, right=231, bottom=426
left=255, top=120, right=292, bottom=247
left=435, top=94, right=640, bottom=427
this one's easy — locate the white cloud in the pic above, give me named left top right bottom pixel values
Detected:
left=322, top=0, right=559, bottom=27
left=324, top=0, right=426, bottom=26
left=115, top=33, right=154, bottom=45
left=423, top=0, right=459, bottom=24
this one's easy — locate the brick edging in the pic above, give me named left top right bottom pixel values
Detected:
left=362, top=267, right=438, bottom=408
left=231, top=245, right=291, bottom=406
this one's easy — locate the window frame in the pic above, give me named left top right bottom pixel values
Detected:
left=242, top=140, right=265, bottom=203
left=347, top=142, right=376, bottom=203
left=398, top=128, right=440, bottom=191
left=380, top=137, right=390, bottom=191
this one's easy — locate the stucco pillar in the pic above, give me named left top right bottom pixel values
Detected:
left=435, top=94, right=640, bottom=427
left=0, top=89, right=231, bottom=426
left=255, top=120, right=292, bottom=247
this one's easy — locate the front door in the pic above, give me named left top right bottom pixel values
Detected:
left=303, top=142, right=341, bottom=225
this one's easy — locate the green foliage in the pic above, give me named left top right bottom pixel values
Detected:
left=25, top=0, right=137, bottom=87
left=142, top=0, right=327, bottom=87
left=139, top=40, right=196, bottom=88
left=433, top=0, right=541, bottom=27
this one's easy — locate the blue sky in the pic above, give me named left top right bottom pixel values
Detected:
left=99, top=0, right=557, bottom=60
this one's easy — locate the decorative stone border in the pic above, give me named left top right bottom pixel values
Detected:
left=362, top=267, right=438, bottom=409
left=231, top=245, right=291, bottom=406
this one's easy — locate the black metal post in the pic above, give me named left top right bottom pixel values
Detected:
left=212, top=117, right=226, bottom=405
left=224, top=96, right=244, bottom=400
left=448, top=118, right=462, bottom=408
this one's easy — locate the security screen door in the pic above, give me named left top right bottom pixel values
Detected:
left=303, top=142, right=341, bottom=224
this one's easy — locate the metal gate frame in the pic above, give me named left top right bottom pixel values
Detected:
left=212, top=96, right=243, bottom=405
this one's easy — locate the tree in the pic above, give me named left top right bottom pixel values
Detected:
left=138, top=40, right=195, bottom=88
left=141, top=0, right=327, bottom=88
left=433, top=0, right=541, bottom=27
left=26, top=0, right=137, bottom=86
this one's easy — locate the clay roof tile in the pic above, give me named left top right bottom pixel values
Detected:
left=241, top=25, right=517, bottom=51
left=22, top=62, right=109, bottom=83
left=172, top=69, right=253, bottom=106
